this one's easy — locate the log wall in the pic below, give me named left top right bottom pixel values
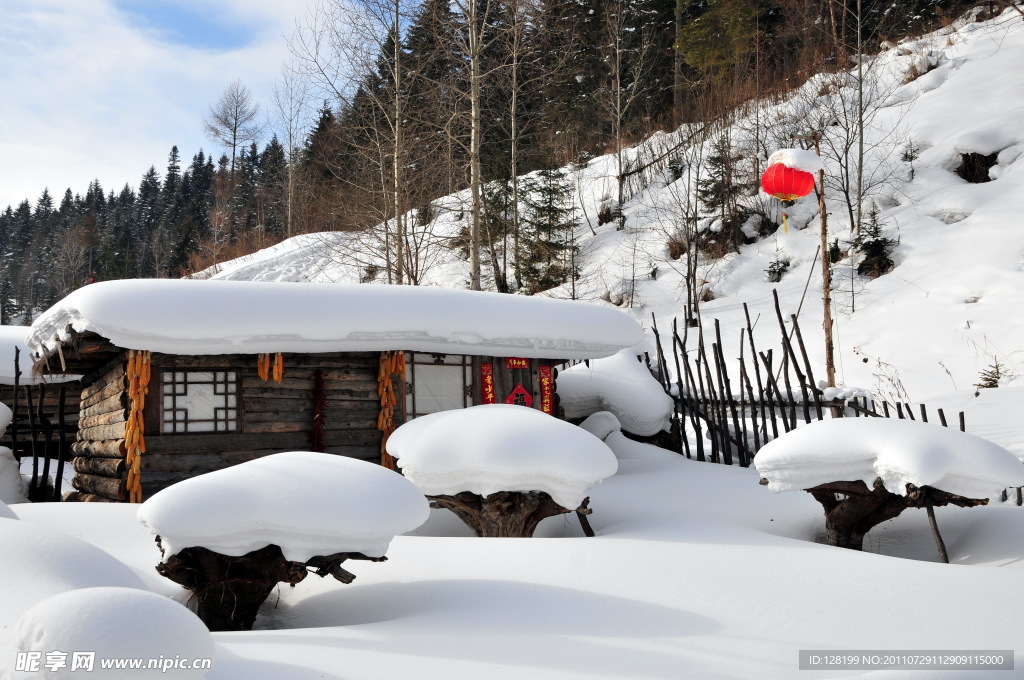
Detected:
left=67, top=349, right=565, bottom=502
left=68, top=351, right=385, bottom=502
left=68, top=356, right=129, bottom=501
left=138, top=352, right=382, bottom=499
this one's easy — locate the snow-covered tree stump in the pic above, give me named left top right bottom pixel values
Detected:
left=802, top=478, right=987, bottom=551
left=386, top=405, right=619, bottom=538
left=428, top=491, right=591, bottom=538
left=756, top=419, right=1024, bottom=559
left=138, top=452, right=429, bottom=631
left=155, top=543, right=385, bottom=631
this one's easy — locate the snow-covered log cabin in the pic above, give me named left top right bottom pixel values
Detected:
left=26, top=280, right=643, bottom=502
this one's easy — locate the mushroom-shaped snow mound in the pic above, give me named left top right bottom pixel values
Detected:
left=557, top=350, right=674, bottom=436
left=12, top=587, right=214, bottom=679
left=0, top=401, right=12, bottom=432
left=0, top=518, right=147, bottom=666
left=755, top=418, right=1024, bottom=499
left=137, top=452, right=430, bottom=562
left=387, top=404, right=618, bottom=510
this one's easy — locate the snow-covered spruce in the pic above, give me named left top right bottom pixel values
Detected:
left=12, top=587, right=214, bottom=679
left=556, top=350, right=674, bottom=437
left=756, top=419, right=1024, bottom=551
left=137, top=452, right=429, bottom=630
left=387, top=404, right=618, bottom=537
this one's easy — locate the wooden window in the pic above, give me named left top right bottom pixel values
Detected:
left=405, top=353, right=472, bottom=419
left=161, top=370, right=239, bottom=434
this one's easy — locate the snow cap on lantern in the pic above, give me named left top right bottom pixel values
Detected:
left=761, top=148, right=821, bottom=202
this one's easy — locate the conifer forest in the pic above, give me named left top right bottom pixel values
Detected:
left=0, top=0, right=978, bottom=323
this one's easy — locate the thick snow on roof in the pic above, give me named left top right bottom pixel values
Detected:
left=12, top=587, right=214, bottom=679
left=27, top=279, right=643, bottom=361
left=765, top=148, right=823, bottom=173
left=137, top=451, right=429, bottom=562
left=557, top=350, right=674, bottom=436
left=755, top=418, right=1024, bottom=500
left=387, top=404, right=618, bottom=510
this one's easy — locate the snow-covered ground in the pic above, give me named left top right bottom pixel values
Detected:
left=6, top=420, right=1024, bottom=679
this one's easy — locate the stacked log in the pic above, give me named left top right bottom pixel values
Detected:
left=67, top=359, right=129, bottom=502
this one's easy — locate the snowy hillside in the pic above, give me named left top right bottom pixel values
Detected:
left=198, top=10, right=1024, bottom=407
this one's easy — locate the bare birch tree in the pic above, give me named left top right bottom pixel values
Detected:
left=203, top=79, right=262, bottom=176
left=270, top=68, right=313, bottom=238
left=290, top=0, right=418, bottom=284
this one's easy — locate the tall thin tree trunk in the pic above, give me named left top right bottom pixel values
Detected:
left=393, top=4, right=406, bottom=284
left=815, top=133, right=836, bottom=388
left=468, top=1, right=485, bottom=290
left=854, top=0, right=864, bottom=235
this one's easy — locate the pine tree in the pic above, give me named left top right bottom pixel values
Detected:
left=697, top=137, right=743, bottom=217
left=520, top=168, right=577, bottom=294
left=258, top=136, right=288, bottom=239
left=170, top=150, right=215, bottom=274
left=232, top=143, right=261, bottom=235
left=134, top=167, right=163, bottom=277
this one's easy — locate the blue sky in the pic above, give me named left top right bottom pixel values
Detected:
left=115, top=0, right=256, bottom=51
left=0, top=0, right=316, bottom=210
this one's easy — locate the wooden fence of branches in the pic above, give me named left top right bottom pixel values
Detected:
left=646, top=291, right=1023, bottom=506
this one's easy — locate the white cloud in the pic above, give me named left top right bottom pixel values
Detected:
left=0, top=0, right=316, bottom=209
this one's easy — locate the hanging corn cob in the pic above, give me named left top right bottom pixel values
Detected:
left=376, top=351, right=405, bottom=470
left=272, top=353, right=284, bottom=383
left=124, top=349, right=151, bottom=503
left=257, top=353, right=270, bottom=381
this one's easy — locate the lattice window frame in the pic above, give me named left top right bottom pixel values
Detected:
left=404, top=353, right=473, bottom=420
left=160, top=370, right=240, bottom=434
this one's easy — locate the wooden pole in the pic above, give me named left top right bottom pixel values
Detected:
left=671, top=319, right=691, bottom=460
left=814, top=132, right=837, bottom=388
left=926, top=502, right=950, bottom=564
left=25, top=386, right=39, bottom=498
left=39, top=385, right=54, bottom=500
left=677, top=326, right=705, bottom=462
left=743, top=304, right=770, bottom=441
left=11, top=348, right=19, bottom=462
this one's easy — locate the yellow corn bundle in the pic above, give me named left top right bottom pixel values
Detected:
left=272, top=353, right=284, bottom=383
left=124, top=349, right=151, bottom=503
left=257, top=353, right=270, bottom=380
left=376, top=351, right=404, bottom=470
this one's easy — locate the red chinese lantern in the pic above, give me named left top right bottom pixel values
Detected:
left=761, top=163, right=815, bottom=202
